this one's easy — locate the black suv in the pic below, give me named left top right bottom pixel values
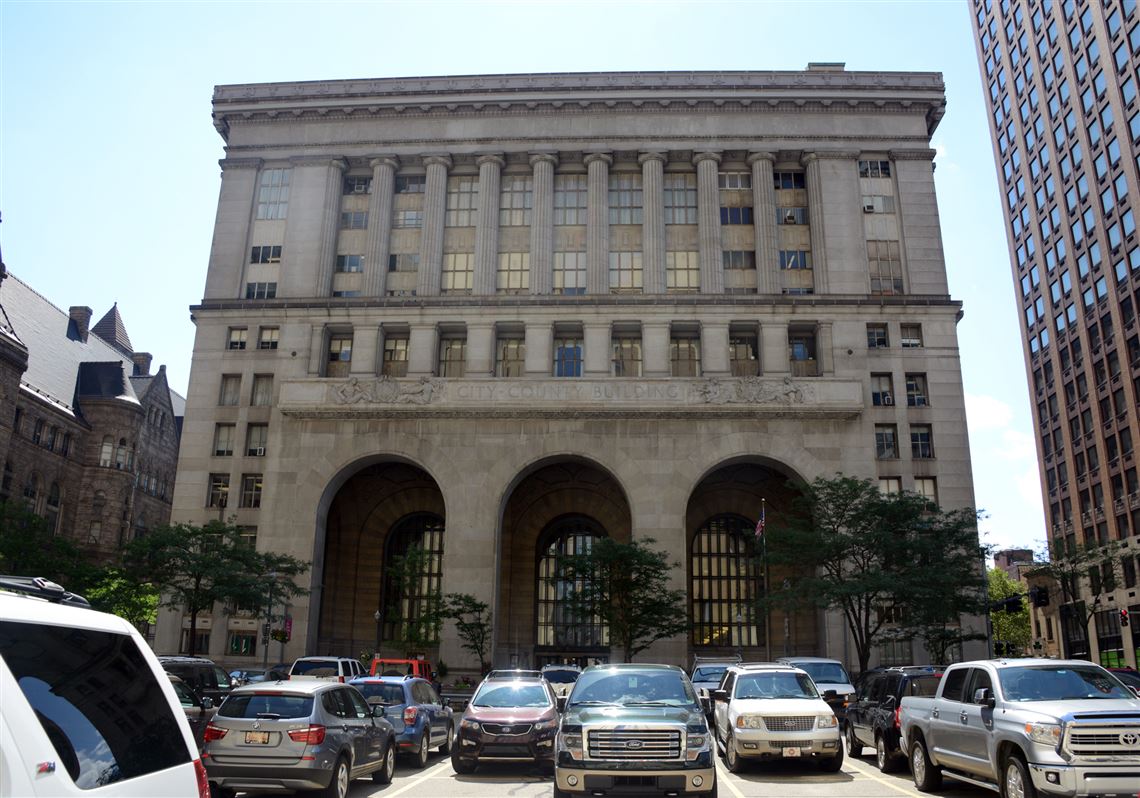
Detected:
left=843, top=667, right=942, bottom=772
left=158, top=655, right=234, bottom=704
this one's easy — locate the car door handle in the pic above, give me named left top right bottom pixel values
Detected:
left=932, top=709, right=939, bottom=719
left=959, top=713, right=968, bottom=723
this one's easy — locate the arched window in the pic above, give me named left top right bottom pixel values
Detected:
left=380, top=513, right=445, bottom=644
left=61, top=433, right=72, bottom=457
left=690, top=514, right=764, bottom=648
left=23, top=472, right=43, bottom=515
left=115, top=438, right=128, bottom=470
left=536, top=516, right=608, bottom=650
left=99, top=436, right=114, bottom=467
left=45, top=483, right=61, bottom=534
left=31, top=419, right=43, bottom=445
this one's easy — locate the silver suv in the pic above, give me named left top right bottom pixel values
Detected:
left=203, top=680, right=396, bottom=798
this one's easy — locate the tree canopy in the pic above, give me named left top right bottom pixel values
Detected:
left=988, top=567, right=1031, bottom=655
left=1027, top=537, right=1127, bottom=656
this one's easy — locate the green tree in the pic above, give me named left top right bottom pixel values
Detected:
left=1028, top=538, right=1126, bottom=658
left=552, top=536, right=688, bottom=663
left=988, top=567, right=1031, bottom=655
left=86, top=567, right=160, bottom=627
left=385, top=545, right=443, bottom=654
left=0, top=500, right=94, bottom=587
left=761, top=475, right=988, bottom=673
left=441, top=593, right=491, bottom=674
left=124, top=519, right=309, bottom=656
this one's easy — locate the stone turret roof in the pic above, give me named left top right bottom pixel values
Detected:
left=91, top=303, right=134, bottom=358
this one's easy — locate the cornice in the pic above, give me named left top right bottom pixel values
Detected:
left=218, top=157, right=264, bottom=171
left=290, top=155, right=347, bottom=170
left=889, top=148, right=939, bottom=161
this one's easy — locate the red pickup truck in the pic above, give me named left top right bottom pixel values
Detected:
left=370, top=657, right=435, bottom=679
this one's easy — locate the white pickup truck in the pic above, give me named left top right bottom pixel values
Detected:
left=898, top=658, right=1140, bottom=797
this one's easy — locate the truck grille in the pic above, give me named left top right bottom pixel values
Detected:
left=587, top=728, right=682, bottom=760
left=1064, top=720, right=1140, bottom=758
left=763, top=716, right=815, bottom=732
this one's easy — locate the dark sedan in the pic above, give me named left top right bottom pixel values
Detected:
left=350, top=675, right=454, bottom=768
left=452, top=675, right=559, bottom=774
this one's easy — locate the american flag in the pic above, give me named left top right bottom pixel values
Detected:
left=755, top=504, right=765, bottom=538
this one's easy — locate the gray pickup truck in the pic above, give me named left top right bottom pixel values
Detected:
left=898, top=658, right=1140, bottom=797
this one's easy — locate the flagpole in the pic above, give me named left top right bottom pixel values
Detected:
left=762, top=498, right=771, bottom=662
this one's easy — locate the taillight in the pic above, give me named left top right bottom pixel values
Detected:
left=403, top=706, right=418, bottom=726
left=288, top=725, right=327, bottom=745
left=203, top=723, right=228, bottom=742
left=338, top=675, right=345, bottom=683
left=193, top=759, right=210, bottom=798
left=893, top=706, right=901, bottom=730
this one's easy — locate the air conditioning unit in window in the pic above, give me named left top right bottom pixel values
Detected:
left=863, top=203, right=876, bottom=213
left=881, top=394, right=894, bottom=406
left=253, top=447, right=265, bottom=456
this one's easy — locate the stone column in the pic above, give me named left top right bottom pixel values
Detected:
left=694, top=152, right=724, bottom=294
left=466, top=322, right=495, bottom=377
left=524, top=323, right=553, bottom=377
left=315, top=159, right=348, bottom=297
left=642, top=321, right=671, bottom=377
left=640, top=152, right=667, bottom=294
left=365, top=156, right=398, bottom=297
left=417, top=155, right=452, bottom=297
left=802, top=152, right=828, bottom=292
left=529, top=153, right=557, bottom=295
left=748, top=152, right=778, bottom=295
left=407, top=323, right=439, bottom=377
left=585, top=152, right=613, bottom=295
left=350, top=325, right=379, bottom=375
left=817, top=322, right=834, bottom=375
left=473, top=154, right=505, bottom=296
left=583, top=322, right=611, bottom=378
left=701, top=322, right=730, bottom=377
left=760, top=322, right=789, bottom=375
left=205, top=157, right=261, bottom=301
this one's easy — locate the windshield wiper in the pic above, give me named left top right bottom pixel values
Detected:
left=569, top=700, right=620, bottom=707
left=623, top=701, right=680, bottom=706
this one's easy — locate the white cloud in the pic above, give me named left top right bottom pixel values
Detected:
left=965, top=392, right=1014, bottom=430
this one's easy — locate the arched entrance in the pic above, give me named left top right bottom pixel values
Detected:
left=497, top=458, right=630, bottom=668
left=318, top=461, right=445, bottom=657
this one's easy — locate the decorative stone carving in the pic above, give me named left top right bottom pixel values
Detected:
left=331, top=376, right=446, bottom=405
left=697, top=376, right=813, bottom=405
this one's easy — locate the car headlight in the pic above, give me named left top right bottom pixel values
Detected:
left=1025, top=721, right=1061, bottom=746
left=687, top=733, right=707, bottom=749
left=735, top=715, right=763, bottom=729
left=460, top=719, right=481, bottom=732
left=534, top=719, right=558, bottom=731
left=557, top=730, right=583, bottom=760
left=817, top=715, right=838, bottom=729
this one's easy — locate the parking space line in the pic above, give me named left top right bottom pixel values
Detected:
left=381, top=760, right=452, bottom=798
left=714, top=759, right=746, bottom=798
left=845, top=757, right=920, bottom=797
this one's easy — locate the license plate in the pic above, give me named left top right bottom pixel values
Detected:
left=782, top=747, right=801, bottom=757
left=245, top=731, right=270, bottom=745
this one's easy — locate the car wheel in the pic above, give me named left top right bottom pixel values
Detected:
left=875, top=734, right=898, bottom=773
left=1001, top=753, right=1038, bottom=798
left=439, top=722, right=455, bottom=754
left=451, top=748, right=476, bottom=774
left=818, top=746, right=844, bottom=773
left=910, top=736, right=942, bottom=792
left=413, top=730, right=430, bottom=768
left=372, top=742, right=395, bottom=784
left=209, top=786, right=236, bottom=798
left=319, top=756, right=350, bottom=798
left=724, top=731, right=746, bottom=774
left=845, top=724, right=862, bottom=757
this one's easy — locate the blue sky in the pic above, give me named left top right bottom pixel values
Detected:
left=0, top=0, right=1045, bottom=555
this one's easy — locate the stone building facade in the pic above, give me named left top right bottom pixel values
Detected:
left=0, top=270, right=183, bottom=566
left=158, top=67, right=984, bottom=672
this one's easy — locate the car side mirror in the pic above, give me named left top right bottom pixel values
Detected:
left=442, top=697, right=451, bottom=708
left=373, top=704, right=387, bottom=718
left=557, top=696, right=568, bottom=713
left=700, top=695, right=712, bottom=714
left=201, top=697, right=214, bottom=710
left=973, top=687, right=996, bottom=709
left=711, top=689, right=728, bottom=702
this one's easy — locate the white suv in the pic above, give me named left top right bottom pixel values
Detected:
left=711, top=663, right=843, bottom=773
left=288, top=656, right=364, bottom=682
left=0, top=576, right=208, bottom=797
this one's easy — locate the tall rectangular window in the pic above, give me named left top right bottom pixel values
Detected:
left=789, top=329, right=817, bottom=376
left=729, top=333, right=759, bottom=376
left=497, top=252, right=530, bottom=293
left=496, top=337, right=526, bottom=377
left=915, top=477, right=938, bottom=509
left=251, top=375, right=273, bottom=406
left=383, top=335, right=409, bottom=377
left=609, top=251, right=643, bottom=292
left=438, top=336, right=466, bottom=378
left=879, top=477, right=902, bottom=494
left=441, top=253, right=474, bottom=293
left=499, top=176, right=533, bottom=226
left=554, top=175, right=587, bottom=225
left=219, top=375, right=241, bottom=406
left=553, top=252, right=587, bottom=295
left=207, top=474, right=230, bottom=508
left=608, top=173, right=643, bottom=224
left=900, top=324, right=924, bottom=348
left=612, top=335, right=643, bottom=377
left=670, top=334, right=701, bottom=377
left=257, top=327, right=279, bottom=350
left=869, top=240, right=903, bottom=295
left=326, top=333, right=353, bottom=378
left=256, top=168, right=290, bottom=220
left=665, top=252, right=700, bottom=292
left=872, top=373, right=894, bottom=406
left=867, top=324, right=889, bottom=349
left=213, top=424, right=235, bottom=457
left=227, top=328, right=247, bottom=350
left=875, top=425, right=899, bottom=459
left=664, top=173, right=697, bottom=224
left=240, top=473, right=263, bottom=508
left=911, top=425, right=935, bottom=459
left=906, top=374, right=929, bottom=407
left=246, top=424, right=268, bottom=457
left=445, top=176, right=477, bottom=226
left=554, top=336, right=583, bottom=377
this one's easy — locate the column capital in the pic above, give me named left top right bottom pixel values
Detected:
left=888, top=148, right=938, bottom=161
left=218, top=157, right=263, bottom=171
left=529, top=152, right=559, bottom=167
left=369, top=156, right=400, bottom=171
left=746, top=151, right=776, bottom=166
left=801, top=150, right=859, bottom=165
left=423, top=154, right=453, bottom=169
left=638, top=151, right=668, bottom=165
left=692, top=151, right=723, bottom=166
left=584, top=152, right=613, bottom=167
left=290, top=155, right=348, bottom=170
left=476, top=153, right=506, bottom=168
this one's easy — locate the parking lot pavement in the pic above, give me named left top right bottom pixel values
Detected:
left=333, top=749, right=990, bottom=798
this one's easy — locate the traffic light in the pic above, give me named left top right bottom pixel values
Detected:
left=1000, top=594, right=1024, bottom=613
left=994, top=641, right=1006, bottom=656
left=1122, top=609, right=1130, bottom=627
left=1029, top=586, right=1050, bottom=607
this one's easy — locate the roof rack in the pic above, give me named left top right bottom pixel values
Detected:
left=0, top=576, right=91, bottom=608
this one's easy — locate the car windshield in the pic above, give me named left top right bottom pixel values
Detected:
left=219, top=693, right=314, bottom=719
left=570, top=670, right=696, bottom=707
left=542, top=669, right=580, bottom=685
left=1113, top=670, right=1140, bottom=689
left=735, top=671, right=819, bottom=699
left=354, top=683, right=406, bottom=705
left=291, top=660, right=339, bottom=677
left=472, top=683, right=551, bottom=708
left=999, top=666, right=1135, bottom=701
left=793, top=662, right=851, bottom=685
left=691, top=666, right=728, bottom=683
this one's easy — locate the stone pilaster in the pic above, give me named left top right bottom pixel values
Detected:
left=642, top=321, right=671, bottom=377
left=701, top=322, right=730, bottom=377
left=524, top=323, right=553, bottom=377
left=315, top=159, right=348, bottom=297
left=466, top=322, right=495, bottom=377
left=748, top=152, right=778, bottom=295
left=417, top=155, right=452, bottom=297
left=583, top=322, right=611, bottom=378
left=473, top=154, right=505, bottom=296
left=760, top=322, right=789, bottom=375
left=585, top=152, right=613, bottom=295
left=349, top=325, right=379, bottom=375
left=639, top=152, right=667, bottom=294
left=365, top=157, right=398, bottom=297
left=529, top=153, right=558, bottom=295
left=817, top=322, right=834, bottom=375
left=205, top=158, right=262, bottom=301
left=694, top=152, right=723, bottom=294
left=408, top=323, right=439, bottom=377
left=802, top=152, right=828, bottom=293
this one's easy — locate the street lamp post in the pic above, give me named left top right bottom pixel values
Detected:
left=736, top=611, right=744, bottom=659
left=374, top=609, right=382, bottom=652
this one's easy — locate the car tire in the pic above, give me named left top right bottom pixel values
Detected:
left=413, top=730, right=430, bottom=768
left=451, top=748, right=476, bottom=774
left=724, top=731, right=746, bottom=774
left=1001, top=753, right=1038, bottom=798
left=818, top=746, right=844, bottom=773
left=910, top=736, right=942, bottom=793
left=209, top=786, right=236, bottom=798
left=875, top=734, right=898, bottom=773
left=318, top=756, right=350, bottom=798
left=372, top=742, right=396, bottom=784
left=845, top=724, right=862, bottom=757
left=439, top=722, right=455, bottom=754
